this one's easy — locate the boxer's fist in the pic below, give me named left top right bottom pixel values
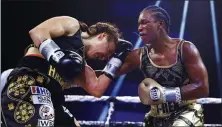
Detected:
left=114, top=39, right=133, bottom=62
left=52, top=50, right=83, bottom=82
left=39, top=39, right=83, bottom=82
left=138, top=78, right=164, bottom=105
left=102, top=39, right=133, bottom=79
left=138, top=78, right=182, bottom=105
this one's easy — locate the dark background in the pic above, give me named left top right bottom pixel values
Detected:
left=2, top=0, right=222, bottom=124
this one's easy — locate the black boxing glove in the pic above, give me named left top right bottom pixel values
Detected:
left=103, top=39, right=133, bottom=79
left=39, top=39, right=83, bottom=82
left=114, top=38, right=133, bottom=62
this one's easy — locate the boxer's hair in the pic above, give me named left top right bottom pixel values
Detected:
left=79, top=21, right=121, bottom=44
left=141, top=5, right=171, bottom=33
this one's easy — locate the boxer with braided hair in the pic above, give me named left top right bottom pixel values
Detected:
left=116, top=5, right=208, bottom=126
left=1, top=16, right=132, bottom=127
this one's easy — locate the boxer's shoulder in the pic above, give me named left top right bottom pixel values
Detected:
left=181, top=40, right=200, bottom=62
left=181, top=41, right=197, bottom=54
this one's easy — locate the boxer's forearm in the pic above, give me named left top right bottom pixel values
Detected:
left=180, top=82, right=209, bottom=100
left=84, top=65, right=112, bottom=98
left=29, top=28, right=52, bottom=47
left=117, top=49, right=140, bottom=76
left=29, top=16, right=80, bottom=47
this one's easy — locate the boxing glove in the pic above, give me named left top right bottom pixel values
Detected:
left=103, top=39, right=133, bottom=79
left=138, top=78, right=182, bottom=105
left=39, top=39, right=83, bottom=82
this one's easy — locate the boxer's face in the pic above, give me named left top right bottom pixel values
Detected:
left=138, top=11, right=160, bottom=44
left=87, top=34, right=116, bottom=60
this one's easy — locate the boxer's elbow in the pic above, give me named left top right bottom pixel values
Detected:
left=85, top=77, right=110, bottom=98
left=202, top=83, right=209, bottom=97
left=198, top=81, right=209, bottom=97
left=89, top=88, right=104, bottom=98
left=87, top=84, right=104, bottom=98
left=92, top=91, right=103, bottom=98
left=92, top=86, right=105, bottom=98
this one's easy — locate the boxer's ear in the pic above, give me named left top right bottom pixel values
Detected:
left=98, top=33, right=107, bottom=40
left=158, top=20, right=164, bottom=29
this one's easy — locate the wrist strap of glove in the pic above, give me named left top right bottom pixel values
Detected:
left=39, top=39, right=61, bottom=62
left=163, top=87, right=182, bottom=103
left=103, top=57, right=122, bottom=79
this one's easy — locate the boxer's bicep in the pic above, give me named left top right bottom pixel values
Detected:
left=181, top=42, right=209, bottom=98
left=118, top=49, right=141, bottom=76
left=183, top=42, right=208, bottom=86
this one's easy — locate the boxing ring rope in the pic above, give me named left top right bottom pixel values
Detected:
left=65, top=95, right=222, bottom=127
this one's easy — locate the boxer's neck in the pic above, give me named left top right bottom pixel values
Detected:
left=150, top=31, right=172, bottom=54
left=81, top=32, right=103, bottom=46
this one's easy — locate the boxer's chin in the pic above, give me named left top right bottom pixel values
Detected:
left=141, top=37, right=152, bottom=44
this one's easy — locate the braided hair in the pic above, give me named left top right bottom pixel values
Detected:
left=141, top=5, right=171, bottom=33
